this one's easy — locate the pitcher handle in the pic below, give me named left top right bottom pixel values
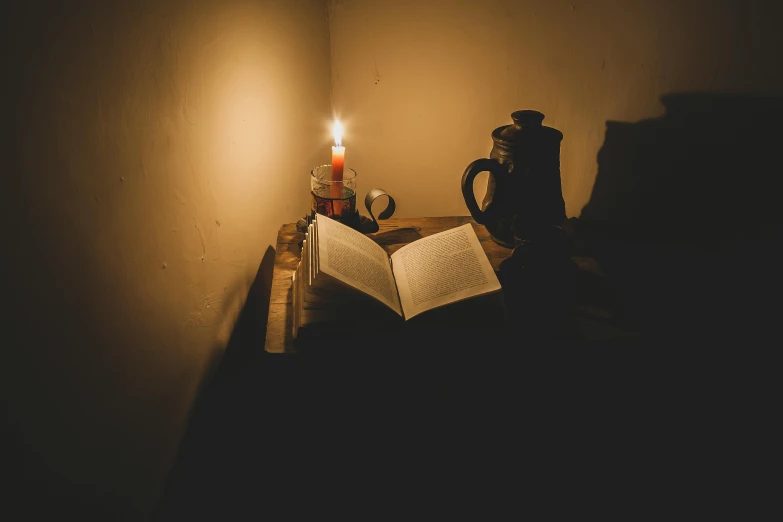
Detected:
left=461, top=158, right=504, bottom=224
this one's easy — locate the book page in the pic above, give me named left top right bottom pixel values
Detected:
left=302, top=226, right=353, bottom=305
left=390, top=224, right=501, bottom=319
left=308, top=223, right=315, bottom=285
left=315, top=214, right=402, bottom=316
left=313, top=219, right=320, bottom=277
left=292, top=269, right=299, bottom=337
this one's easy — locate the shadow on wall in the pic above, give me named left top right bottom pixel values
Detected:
left=154, top=244, right=284, bottom=518
left=576, top=92, right=783, bottom=344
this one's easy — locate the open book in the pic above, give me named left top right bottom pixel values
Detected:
left=292, top=214, right=502, bottom=338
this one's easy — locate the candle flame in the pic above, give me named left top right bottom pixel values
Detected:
left=332, top=120, right=343, bottom=147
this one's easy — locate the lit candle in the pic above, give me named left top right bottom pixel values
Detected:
left=331, top=120, right=345, bottom=200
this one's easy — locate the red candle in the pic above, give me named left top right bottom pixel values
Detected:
left=330, top=120, right=344, bottom=200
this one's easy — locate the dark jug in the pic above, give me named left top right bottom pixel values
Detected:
left=461, top=110, right=566, bottom=248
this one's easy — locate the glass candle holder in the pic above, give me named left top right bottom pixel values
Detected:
left=310, top=164, right=359, bottom=227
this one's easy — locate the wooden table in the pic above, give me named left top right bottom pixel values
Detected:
left=264, top=216, right=637, bottom=353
